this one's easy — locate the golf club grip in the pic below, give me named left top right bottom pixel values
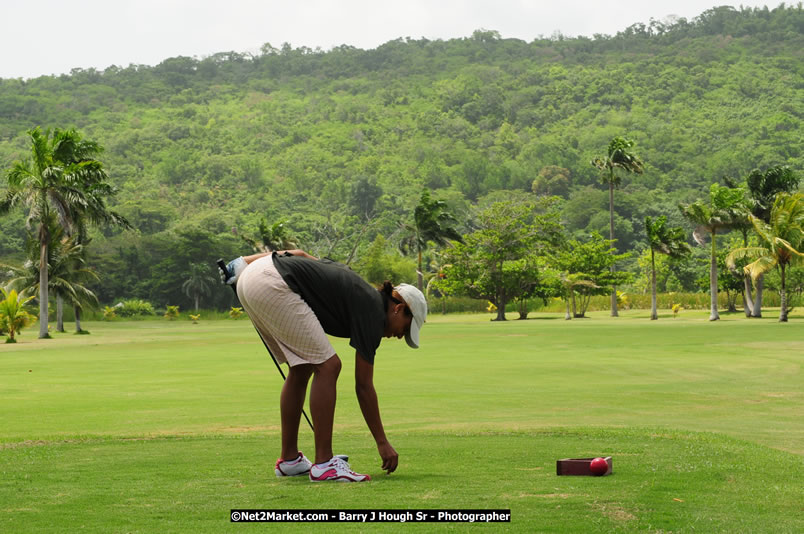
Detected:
left=215, top=258, right=315, bottom=432
left=216, top=258, right=230, bottom=280
left=217, top=258, right=239, bottom=297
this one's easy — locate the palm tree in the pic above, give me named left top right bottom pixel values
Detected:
left=645, top=216, right=691, bottom=320
left=242, top=219, right=298, bottom=253
left=730, top=210, right=758, bottom=317
left=63, top=235, right=101, bottom=334
left=2, top=223, right=100, bottom=334
left=679, top=184, right=747, bottom=321
left=1, top=127, right=128, bottom=338
left=400, top=190, right=463, bottom=291
left=558, top=274, right=598, bottom=321
left=742, top=165, right=800, bottom=317
left=182, top=263, right=216, bottom=312
left=726, top=193, right=804, bottom=322
left=47, top=234, right=99, bottom=334
left=0, top=287, right=37, bottom=343
left=591, top=136, right=644, bottom=317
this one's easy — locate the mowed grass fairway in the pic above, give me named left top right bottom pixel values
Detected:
left=1, top=311, right=802, bottom=533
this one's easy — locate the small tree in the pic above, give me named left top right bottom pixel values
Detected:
left=552, top=233, right=631, bottom=318
left=437, top=198, right=561, bottom=321
left=727, top=193, right=804, bottom=322
left=742, top=165, right=801, bottom=317
left=400, top=190, right=463, bottom=291
left=557, top=274, right=598, bottom=320
left=510, top=257, right=559, bottom=319
left=182, top=263, right=216, bottom=312
left=0, top=288, right=36, bottom=343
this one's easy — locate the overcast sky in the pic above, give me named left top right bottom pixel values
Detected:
left=1, top=1, right=780, bottom=79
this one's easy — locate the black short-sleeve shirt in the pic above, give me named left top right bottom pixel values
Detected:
left=272, top=253, right=385, bottom=363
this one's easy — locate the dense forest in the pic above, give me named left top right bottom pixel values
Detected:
left=1, top=4, right=802, bottom=313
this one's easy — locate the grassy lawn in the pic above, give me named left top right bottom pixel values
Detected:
left=1, top=310, right=802, bottom=532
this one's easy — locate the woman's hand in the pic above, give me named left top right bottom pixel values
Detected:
left=278, top=249, right=318, bottom=260
left=378, top=441, right=398, bottom=474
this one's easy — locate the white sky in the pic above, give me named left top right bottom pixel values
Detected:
left=1, top=1, right=781, bottom=79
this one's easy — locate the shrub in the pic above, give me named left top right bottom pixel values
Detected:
left=164, top=305, right=180, bottom=320
left=427, top=291, right=793, bottom=316
left=115, top=299, right=156, bottom=317
left=189, top=314, right=200, bottom=324
left=0, top=288, right=36, bottom=343
left=229, top=307, right=244, bottom=319
left=102, top=306, right=117, bottom=321
left=616, top=291, right=630, bottom=310
left=427, top=296, right=489, bottom=314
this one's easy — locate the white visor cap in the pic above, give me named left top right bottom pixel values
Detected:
left=394, top=283, right=427, bottom=349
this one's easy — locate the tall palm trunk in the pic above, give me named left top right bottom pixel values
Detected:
left=194, top=295, right=200, bottom=312
left=743, top=277, right=754, bottom=317
left=751, top=274, right=764, bottom=318
left=709, top=231, right=720, bottom=321
left=494, top=263, right=506, bottom=321
left=609, top=181, right=618, bottom=317
left=38, top=224, right=50, bottom=338
left=779, top=265, right=787, bottom=322
left=740, top=231, right=754, bottom=317
left=650, top=249, right=658, bottom=320
left=56, top=296, right=64, bottom=332
left=74, top=306, right=83, bottom=333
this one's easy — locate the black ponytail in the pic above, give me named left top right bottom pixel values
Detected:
left=379, top=280, right=394, bottom=310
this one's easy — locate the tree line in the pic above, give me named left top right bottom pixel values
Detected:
left=1, top=4, right=803, bottom=337
left=433, top=160, right=802, bottom=324
left=2, top=126, right=801, bottom=343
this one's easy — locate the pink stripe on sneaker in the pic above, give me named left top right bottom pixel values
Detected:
left=311, top=468, right=338, bottom=480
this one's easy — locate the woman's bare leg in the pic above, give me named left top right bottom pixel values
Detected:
left=309, top=355, right=341, bottom=464
left=280, top=364, right=314, bottom=461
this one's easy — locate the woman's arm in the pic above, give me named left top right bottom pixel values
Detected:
left=355, top=352, right=398, bottom=473
left=243, top=252, right=271, bottom=264
left=243, top=249, right=318, bottom=264
left=278, top=249, right=318, bottom=260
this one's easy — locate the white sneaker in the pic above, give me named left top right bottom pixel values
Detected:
left=275, top=452, right=312, bottom=477
left=309, top=456, right=370, bottom=482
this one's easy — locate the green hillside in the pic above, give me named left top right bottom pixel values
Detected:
left=0, top=4, right=801, bottom=309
